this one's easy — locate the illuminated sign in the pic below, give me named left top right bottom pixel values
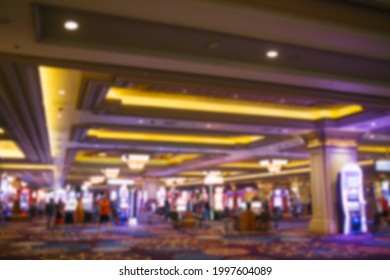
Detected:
left=375, top=160, right=390, bottom=172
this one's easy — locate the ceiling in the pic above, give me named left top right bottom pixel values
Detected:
left=0, top=0, right=389, bottom=188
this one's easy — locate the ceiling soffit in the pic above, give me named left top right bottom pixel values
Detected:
left=0, top=62, right=51, bottom=163
left=33, top=4, right=390, bottom=83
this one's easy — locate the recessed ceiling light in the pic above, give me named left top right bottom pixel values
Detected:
left=64, top=20, right=79, bottom=31
left=57, top=113, right=62, bottom=118
left=138, top=119, right=144, bottom=124
left=371, top=122, right=376, bottom=127
left=369, top=134, right=375, bottom=139
left=206, top=124, right=212, bottom=128
left=266, top=50, right=278, bottom=58
left=59, top=89, right=66, bottom=95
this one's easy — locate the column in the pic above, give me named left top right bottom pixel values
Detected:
left=229, top=183, right=237, bottom=210
left=209, top=185, right=214, bottom=220
left=143, top=179, right=159, bottom=202
left=306, top=133, right=358, bottom=234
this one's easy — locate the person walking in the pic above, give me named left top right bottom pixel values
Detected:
left=0, top=199, right=5, bottom=224
left=29, top=200, right=38, bottom=225
left=99, top=193, right=112, bottom=234
left=74, top=198, right=85, bottom=225
left=54, top=199, right=65, bottom=230
left=164, top=198, right=171, bottom=222
left=204, top=201, right=211, bottom=220
left=45, top=198, right=55, bottom=230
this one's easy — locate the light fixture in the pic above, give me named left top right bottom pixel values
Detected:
left=64, top=20, right=79, bottom=31
left=81, top=181, right=91, bottom=191
left=107, top=178, right=135, bottom=185
left=89, top=175, right=105, bottom=184
left=58, top=89, right=66, bottom=95
left=121, top=154, right=150, bottom=171
left=203, top=170, right=224, bottom=185
left=259, top=159, right=288, bottom=173
left=162, top=177, right=186, bottom=187
left=101, top=168, right=120, bottom=179
left=266, top=50, right=278, bottom=58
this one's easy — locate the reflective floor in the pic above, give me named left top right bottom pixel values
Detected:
left=1, top=215, right=390, bottom=260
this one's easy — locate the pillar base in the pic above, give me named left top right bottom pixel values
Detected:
left=309, top=218, right=339, bottom=235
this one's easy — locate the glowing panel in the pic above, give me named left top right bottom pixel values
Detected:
left=0, top=141, right=25, bottom=159
left=106, top=87, right=362, bottom=120
left=214, top=187, right=224, bottom=211
left=358, top=146, right=390, bottom=153
left=87, top=129, right=263, bottom=145
left=0, top=164, right=53, bottom=170
left=39, top=66, right=81, bottom=157
left=74, top=152, right=200, bottom=165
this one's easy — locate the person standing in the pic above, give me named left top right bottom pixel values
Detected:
left=29, top=200, right=38, bottom=225
left=164, top=198, right=171, bottom=222
left=99, top=193, right=112, bottom=233
left=381, top=196, right=389, bottom=225
left=45, top=198, right=55, bottom=230
left=0, top=199, right=5, bottom=224
left=54, top=199, right=65, bottom=230
left=74, top=198, right=85, bottom=225
left=204, top=201, right=211, bottom=220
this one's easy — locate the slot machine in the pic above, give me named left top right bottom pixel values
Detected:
left=18, top=187, right=30, bottom=214
left=338, top=163, right=367, bottom=234
left=118, top=185, right=129, bottom=225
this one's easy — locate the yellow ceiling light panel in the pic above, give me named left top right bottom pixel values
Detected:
left=285, top=160, right=310, bottom=168
left=166, top=154, right=199, bottom=164
left=0, top=141, right=25, bottom=159
left=39, top=66, right=82, bottom=157
left=219, top=162, right=267, bottom=169
left=87, top=129, right=263, bottom=145
left=75, top=152, right=200, bottom=166
left=75, top=154, right=122, bottom=164
left=358, top=160, right=374, bottom=167
left=0, top=163, right=54, bottom=170
left=106, top=87, right=363, bottom=120
left=358, top=146, right=390, bottom=153
left=66, top=175, right=92, bottom=180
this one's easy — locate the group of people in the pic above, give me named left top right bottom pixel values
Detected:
left=44, top=193, right=112, bottom=232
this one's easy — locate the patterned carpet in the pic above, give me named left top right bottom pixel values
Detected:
left=0, top=217, right=389, bottom=260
